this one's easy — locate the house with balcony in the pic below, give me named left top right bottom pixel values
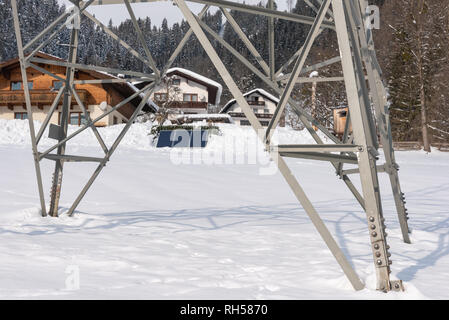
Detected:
left=0, top=52, right=156, bottom=127
left=134, top=68, right=222, bottom=119
left=219, top=88, right=285, bottom=127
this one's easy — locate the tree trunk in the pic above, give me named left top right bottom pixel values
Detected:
left=416, top=0, right=431, bottom=152
left=311, top=81, right=318, bottom=131
left=420, top=77, right=431, bottom=152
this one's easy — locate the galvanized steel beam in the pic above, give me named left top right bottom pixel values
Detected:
left=332, top=0, right=402, bottom=292
left=11, top=0, right=48, bottom=217
left=275, top=144, right=362, bottom=153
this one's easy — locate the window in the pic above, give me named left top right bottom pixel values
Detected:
left=172, top=79, right=181, bottom=85
left=113, top=116, right=118, bottom=125
left=66, top=112, right=89, bottom=126
left=14, top=112, right=28, bottom=120
left=11, top=82, right=22, bottom=91
left=154, top=93, right=168, bottom=101
left=183, top=93, right=198, bottom=102
left=252, top=108, right=258, bottom=113
left=70, top=113, right=81, bottom=125
left=260, top=121, right=269, bottom=127
left=264, top=109, right=270, bottom=114
left=10, top=81, right=33, bottom=90
left=53, top=81, right=64, bottom=90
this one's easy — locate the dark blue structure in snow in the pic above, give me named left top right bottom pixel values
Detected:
left=156, top=129, right=209, bottom=148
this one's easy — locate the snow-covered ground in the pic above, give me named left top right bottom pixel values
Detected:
left=0, top=119, right=448, bottom=299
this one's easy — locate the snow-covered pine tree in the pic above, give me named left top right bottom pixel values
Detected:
left=380, top=0, right=449, bottom=150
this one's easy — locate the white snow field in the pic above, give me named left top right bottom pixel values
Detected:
left=0, top=119, right=448, bottom=299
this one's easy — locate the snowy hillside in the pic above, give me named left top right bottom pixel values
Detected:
left=0, top=119, right=448, bottom=299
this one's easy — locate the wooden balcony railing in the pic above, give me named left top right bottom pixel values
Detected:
left=229, top=112, right=273, bottom=119
left=247, top=101, right=265, bottom=106
left=0, top=89, right=88, bottom=106
left=154, top=100, right=208, bottom=109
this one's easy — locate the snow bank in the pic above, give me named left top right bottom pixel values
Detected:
left=1, top=141, right=446, bottom=299
left=0, top=119, right=330, bottom=152
left=0, top=119, right=154, bottom=150
left=0, top=119, right=448, bottom=299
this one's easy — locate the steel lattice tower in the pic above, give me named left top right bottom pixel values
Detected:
left=11, top=0, right=411, bottom=292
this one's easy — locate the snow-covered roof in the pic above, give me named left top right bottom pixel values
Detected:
left=132, top=67, right=223, bottom=107
left=220, top=88, right=280, bottom=114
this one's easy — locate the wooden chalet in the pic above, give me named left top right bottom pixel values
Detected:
left=0, top=52, right=156, bottom=127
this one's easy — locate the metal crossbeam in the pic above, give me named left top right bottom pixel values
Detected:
left=341, top=165, right=386, bottom=175
left=291, top=76, right=344, bottom=84
left=41, top=154, right=105, bottom=163
left=73, top=78, right=153, bottom=85
left=10, top=0, right=411, bottom=293
left=280, top=152, right=359, bottom=164
left=274, top=144, right=361, bottom=153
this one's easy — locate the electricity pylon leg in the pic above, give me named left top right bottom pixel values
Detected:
left=351, top=0, right=411, bottom=243
left=49, top=17, right=80, bottom=217
left=332, top=0, right=403, bottom=291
